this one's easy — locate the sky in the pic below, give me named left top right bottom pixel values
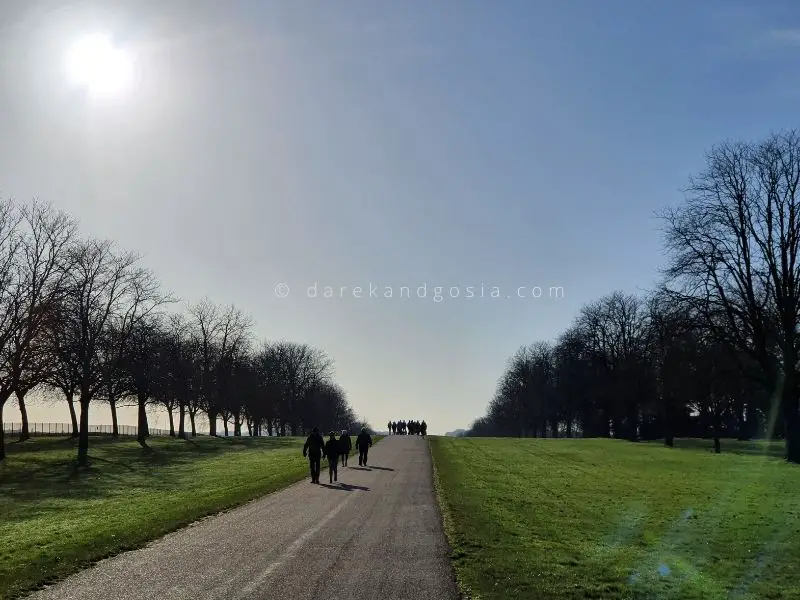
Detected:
left=0, top=0, right=799, bottom=435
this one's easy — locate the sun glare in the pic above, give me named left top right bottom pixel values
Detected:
left=65, top=33, right=135, bottom=99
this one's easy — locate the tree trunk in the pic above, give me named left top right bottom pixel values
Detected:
left=110, top=397, right=119, bottom=437
left=137, top=394, right=149, bottom=446
left=246, top=419, right=252, bottom=437
left=223, top=419, right=229, bottom=436
left=208, top=409, right=218, bottom=436
left=78, top=397, right=90, bottom=466
left=167, top=407, right=175, bottom=437
left=16, top=389, right=30, bottom=441
left=178, top=403, right=186, bottom=438
left=664, top=399, right=674, bottom=447
left=0, top=397, right=6, bottom=461
left=66, top=391, right=79, bottom=437
left=782, top=380, right=800, bottom=463
left=267, top=420, right=273, bottom=436
left=189, top=410, right=196, bottom=437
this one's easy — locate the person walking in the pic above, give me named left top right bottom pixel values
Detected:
left=338, top=429, right=352, bottom=467
left=356, top=427, right=372, bottom=466
left=324, top=431, right=340, bottom=483
left=303, top=427, right=325, bottom=484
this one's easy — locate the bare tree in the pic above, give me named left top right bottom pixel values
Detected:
left=188, top=299, right=253, bottom=436
left=662, top=130, right=800, bottom=462
left=0, top=199, right=24, bottom=461
left=3, top=201, right=76, bottom=441
left=154, top=313, right=194, bottom=438
left=54, top=239, right=168, bottom=466
left=122, top=316, right=166, bottom=445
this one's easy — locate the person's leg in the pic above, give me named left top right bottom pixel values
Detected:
left=333, top=460, right=338, bottom=481
left=309, top=458, right=314, bottom=482
left=363, top=448, right=368, bottom=465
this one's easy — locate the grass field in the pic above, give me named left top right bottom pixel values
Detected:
left=430, top=437, right=800, bottom=600
left=0, top=435, right=313, bottom=599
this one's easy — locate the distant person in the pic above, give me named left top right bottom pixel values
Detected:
left=387, top=420, right=392, bottom=434
left=338, top=429, right=352, bottom=466
left=391, top=421, right=397, bottom=435
left=421, top=420, right=427, bottom=436
left=303, top=427, right=325, bottom=484
left=324, top=431, right=340, bottom=483
left=356, top=427, right=373, bottom=466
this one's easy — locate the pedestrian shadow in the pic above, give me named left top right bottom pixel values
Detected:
left=368, top=466, right=394, bottom=471
left=320, top=483, right=370, bottom=491
left=349, top=466, right=372, bottom=471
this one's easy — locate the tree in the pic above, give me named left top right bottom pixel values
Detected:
left=188, top=299, right=253, bottom=436
left=55, top=239, right=167, bottom=466
left=662, top=130, right=800, bottom=463
left=4, top=201, right=76, bottom=442
left=0, top=199, right=24, bottom=461
left=274, top=341, right=333, bottom=435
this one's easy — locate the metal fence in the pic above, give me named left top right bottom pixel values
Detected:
left=2, top=422, right=210, bottom=437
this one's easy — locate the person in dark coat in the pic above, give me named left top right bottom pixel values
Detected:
left=355, top=427, right=372, bottom=466
left=324, top=431, right=340, bottom=483
left=421, top=420, right=427, bottom=436
left=338, top=429, right=352, bottom=467
left=303, top=427, right=325, bottom=484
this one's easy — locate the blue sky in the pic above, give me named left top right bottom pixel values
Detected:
left=0, top=0, right=798, bottom=433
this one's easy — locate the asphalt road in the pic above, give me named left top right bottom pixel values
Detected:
left=26, top=435, right=460, bottom=600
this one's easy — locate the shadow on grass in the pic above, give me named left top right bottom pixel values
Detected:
left=643, top=438, right=786, bottom=460
left=0, top=435, right=306, bottom=509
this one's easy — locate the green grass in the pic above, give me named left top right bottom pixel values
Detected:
left=0, top=435, right=313, bottom=600
left=430, top=437, right=800, bottom=600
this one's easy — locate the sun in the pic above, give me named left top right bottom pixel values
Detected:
left=64, top=33, right=135, bottom=99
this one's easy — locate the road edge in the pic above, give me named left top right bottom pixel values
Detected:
left=427, top=436, right=480, bottom=600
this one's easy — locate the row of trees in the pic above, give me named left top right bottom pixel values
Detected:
left=0, top=199, right=367, bottom=465
left=468, top=129, right=800, bottom=464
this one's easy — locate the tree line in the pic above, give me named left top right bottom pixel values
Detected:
left=467, top=129, right=800, bottom=464
left=0, top=199, right=368, bottom=465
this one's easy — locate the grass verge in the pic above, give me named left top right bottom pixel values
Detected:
left=429, top=436, right=800, bottom=600
left=0, top=435, right=310, bottom=599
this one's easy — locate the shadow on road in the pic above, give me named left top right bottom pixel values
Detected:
left=368, top=466, right=394, bottom=471
left=349, top=467, right=372, bottom=471
left=320, top=483, right=370, bottom=491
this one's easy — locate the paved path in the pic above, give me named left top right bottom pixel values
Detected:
left=26, top=435, right=460, bottom=600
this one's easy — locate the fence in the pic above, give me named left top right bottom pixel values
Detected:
left=2, top=422, right=210, bottom=437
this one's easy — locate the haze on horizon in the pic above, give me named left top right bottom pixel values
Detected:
left=1, top=0, right=798, bottom=435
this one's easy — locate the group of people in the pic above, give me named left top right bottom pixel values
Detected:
left=302, top=427, right=373, bottom=484
left=387, top=419, right=426, bottom=436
